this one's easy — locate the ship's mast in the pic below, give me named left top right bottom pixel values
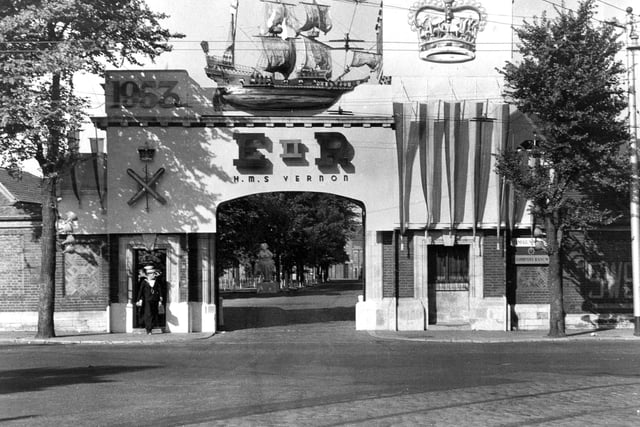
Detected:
left=227, top=0, right=239, bottom=66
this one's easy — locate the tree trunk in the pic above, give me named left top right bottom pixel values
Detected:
left=296, top=262, right=304, bottom=284
left=36, top=176, right=57, bottom=338
left=546, top=216, right=565, bottom=337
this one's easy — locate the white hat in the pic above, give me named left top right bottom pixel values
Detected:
left=143, top=265, right=156, bottom=273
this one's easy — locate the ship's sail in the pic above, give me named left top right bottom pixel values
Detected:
left=264, top=1, right=286, bottom=34
left=298, top=1, right=332, bottom=34
left=262, top=0, right=300, bottom=38
left=260, top=36, right=296, bottom=78
left=302, top=36, right=332, bottom=77
left=350, top=51, right=381, bottom=70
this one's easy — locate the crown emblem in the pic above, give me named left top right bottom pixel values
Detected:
left=409, top=0, right=487, bottom=63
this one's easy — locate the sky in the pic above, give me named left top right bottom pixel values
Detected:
left=141, top=0, right=635, bottom=81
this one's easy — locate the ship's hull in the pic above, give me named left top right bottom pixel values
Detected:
left=219, top=84, right=357, bottom=111
left=204, top=56, right=254, bottom=86
left=205, top=55, right=369, bottom=111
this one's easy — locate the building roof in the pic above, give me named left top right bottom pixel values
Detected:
left=0, top=168, right=42, bottom=205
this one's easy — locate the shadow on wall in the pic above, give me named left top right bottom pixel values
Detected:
left=110, top=126, right=234, bottom=232
left=103, top=73, right=234, bottom=232
left=562, top=231, right=633, bottom=326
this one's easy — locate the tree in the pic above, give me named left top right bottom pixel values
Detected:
left=296, top=193, right=358, bottom=281
left=0, top=1, right=183, bottom=338
left=216, top=192, right=360, bottom=284
left=497, top=0, right=630, bottom=337
left=216, top=193, right=292, bottom=279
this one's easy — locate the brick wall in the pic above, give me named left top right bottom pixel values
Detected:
left=514, top=265, right=549, bottom=304
left=109, top=237, right=119, bottom=303
left=398, top=233, right=414, bottom=298
left=382, top=231, right=394, bottom=297
left=483, top=233, right=506, bottom=298
left=179, top=234, right=189, bottom=303
left=563, top=230, right=631, bottom=314
left=0, top=229, right=109, bottom=312
left=188, top=234, right=201, bottom=302
left=381, top=230, right=414, bottom=298
left=510, top=229, right=632, bottom=314
left=0, top=228, right=41, bottom=311
left=57, top=235, right=109, bottom=311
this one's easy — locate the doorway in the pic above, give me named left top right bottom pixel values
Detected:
left=133, top=248, right=168, bottom=329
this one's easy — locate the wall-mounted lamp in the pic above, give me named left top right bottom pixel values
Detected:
left=138, top=142, right=156, bottom=162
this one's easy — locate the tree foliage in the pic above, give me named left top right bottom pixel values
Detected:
left=497, top=0, right=630, bottom=336
left=0, top=0, right=183, bottom=337
left=217, top=192, right=361, bottom=283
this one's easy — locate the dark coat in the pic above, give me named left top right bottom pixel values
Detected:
left=136, top=277, right=166, bottom=332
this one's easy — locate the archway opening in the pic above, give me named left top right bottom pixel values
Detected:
left=215, top=192, right=365, bottom=331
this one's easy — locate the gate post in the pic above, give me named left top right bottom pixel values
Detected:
left=197, top=233, right=217, bottom=333
left=356, top=230, right=396, bottom=329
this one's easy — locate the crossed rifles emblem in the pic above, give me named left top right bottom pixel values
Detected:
left=127, top=167, right=167, bottom=210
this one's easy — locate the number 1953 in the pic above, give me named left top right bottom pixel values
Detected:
left=110, top=80, right=181, bottom=109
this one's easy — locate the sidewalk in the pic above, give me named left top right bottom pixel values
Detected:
left=0, top=326, right=638, bottom=345
left=371, top=326, right=640, bottom=343
left=0, top=330, right=216, bottom=345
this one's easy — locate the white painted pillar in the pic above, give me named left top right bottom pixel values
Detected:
left=365, top=230, right=383, bottom=300
left=198, top=234, right=217, bottom=333
left=357, top=230, right=396, bottom=330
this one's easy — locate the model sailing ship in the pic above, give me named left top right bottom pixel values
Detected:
left=200, top=0, right=383, bottom=111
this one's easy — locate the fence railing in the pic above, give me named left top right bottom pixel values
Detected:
left=219, top=276, right=318, bottom=292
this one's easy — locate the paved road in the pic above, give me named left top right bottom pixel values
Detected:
left=2, top=281, right=640, bottom=426
left=220, top=280, right=362, bottom=330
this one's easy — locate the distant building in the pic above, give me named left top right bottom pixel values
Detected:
left=330, top=224, right=364, bottom=281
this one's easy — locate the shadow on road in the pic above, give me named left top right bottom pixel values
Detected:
left=222, top=306, right=355, bottom=331
left=0, top=365, right=159, bottom=394
left=220, top=280, right=361, bottom=331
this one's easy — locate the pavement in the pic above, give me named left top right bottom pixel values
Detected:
left=0, top=325, right=638, bottom=345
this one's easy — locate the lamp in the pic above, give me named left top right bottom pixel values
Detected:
left=138, top=141, right=156, bottom=162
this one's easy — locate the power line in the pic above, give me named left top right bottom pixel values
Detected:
left=595, top=0, right=628, bottom=13
left=540, top=0, right=635, bottom=25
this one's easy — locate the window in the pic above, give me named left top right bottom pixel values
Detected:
left=428, top=245, right=469, bottom=290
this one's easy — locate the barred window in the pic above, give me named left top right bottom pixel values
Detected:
left=428, top=245, right=469, bottom=289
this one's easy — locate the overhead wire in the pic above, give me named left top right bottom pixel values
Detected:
left=3, top=0, right=633, bottom=110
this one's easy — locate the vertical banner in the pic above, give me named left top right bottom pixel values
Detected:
left=418, top=103, right=430, bottom=225
left=393, top=103, right=421, bottom=234
left=443, top=102, right=462, bottom=230
left=493, top=103, right=510, bottom=238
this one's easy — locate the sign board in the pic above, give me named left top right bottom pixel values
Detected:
left=514, top=254, right=550, bottom=264
left=511, top=238, right=544, bottom=247
left=513, top=246, right=549, bottom=265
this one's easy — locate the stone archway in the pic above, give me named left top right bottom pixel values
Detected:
left=214, top=192, right=365, bottom=330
